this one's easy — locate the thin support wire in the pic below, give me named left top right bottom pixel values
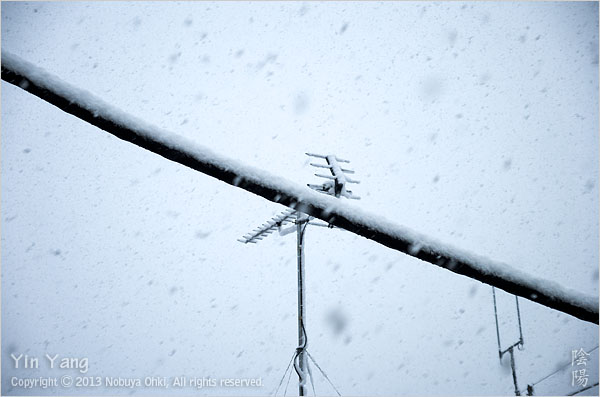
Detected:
left=273, top=350, right=298, bottom=396
left=306, top=351, right=342, bottom=396
left=524, top=345, right=599, bottom=394
left=568, top=382, right=599, bottom=396
left=307, top=360, right=317, bottom=396
left=283, top=358, right=295, bottom=397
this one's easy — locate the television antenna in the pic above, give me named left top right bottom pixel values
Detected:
left=238, top=153, right=359, bottom=396
left=492, top=287, right=525, bottom=396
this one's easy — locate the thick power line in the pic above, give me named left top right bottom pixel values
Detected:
left=2, top=51, right=597, bottom=325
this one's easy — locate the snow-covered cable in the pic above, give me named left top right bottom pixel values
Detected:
left=2, top=50, right=597, bottom=324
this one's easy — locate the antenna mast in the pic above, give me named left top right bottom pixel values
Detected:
left=239, top=153, right=359, bottom=396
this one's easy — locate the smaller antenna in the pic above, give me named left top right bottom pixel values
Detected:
left=492, top=287, right=525, bottom=396
left=306, top=153, right=360, bottom=200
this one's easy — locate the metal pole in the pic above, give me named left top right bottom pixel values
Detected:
left=492, top=287, right=503, bottom=359
left=509, top=347, right=521, bottom=396
left=296, top=219, right=307, bottom=396
left=515, top=296, right=524, bottom=346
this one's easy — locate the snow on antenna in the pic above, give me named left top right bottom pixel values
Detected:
left=236, top=208, right=297, bottom=244
left=238, top=153, right=359, bottom=396
left=306, top=153, right=360, bottom=201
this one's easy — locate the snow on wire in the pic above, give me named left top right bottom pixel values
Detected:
left=1, top=50, right=597, bottom=324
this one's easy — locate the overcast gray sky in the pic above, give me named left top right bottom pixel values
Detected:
left=2, top=2, right=598, bottom=396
